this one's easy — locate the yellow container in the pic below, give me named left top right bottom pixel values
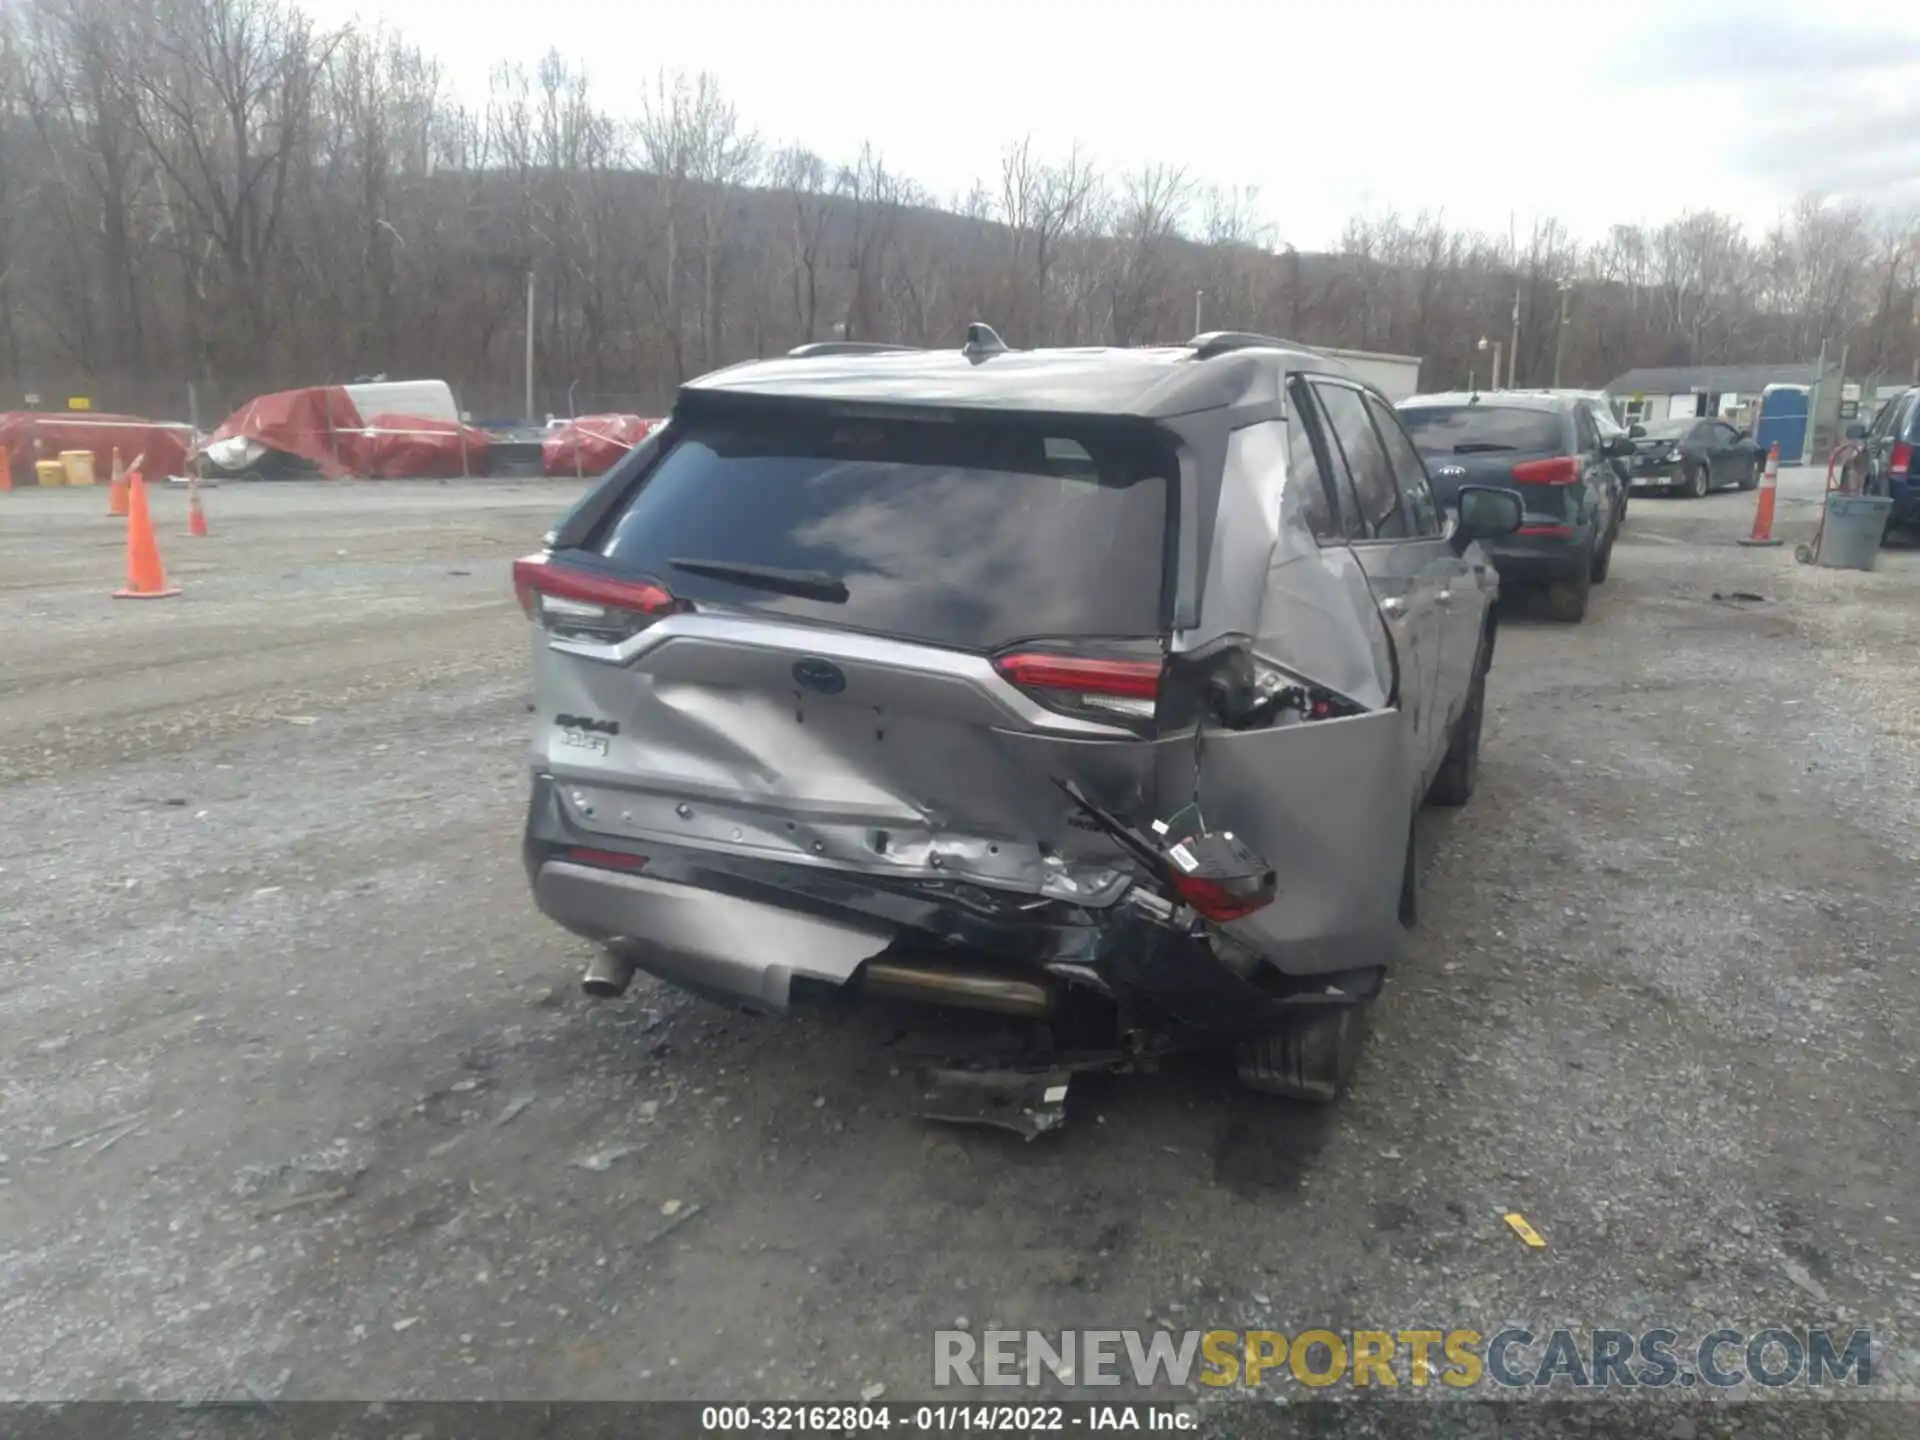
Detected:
left=60, top=450, right=97, bottom=486
left=35, top=459, right=67, bottom=487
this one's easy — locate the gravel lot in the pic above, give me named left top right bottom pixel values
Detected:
left=3, top=473, right=1918, bottom=1425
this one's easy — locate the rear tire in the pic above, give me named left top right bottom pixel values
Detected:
left=1544, top=554, right=1592, bottom=622
left=1590, top=530, right=1614, bottom=583
left=1738, top=460, right=1759, bottom=491
left=1425, top=655, right=1485, bottom=808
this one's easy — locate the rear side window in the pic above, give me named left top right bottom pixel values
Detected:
left=1314, top=382, right=1407, bottom=539
left=592, top=412, right=1173, bottom=652
left=1573, top=406, right=1599, bottom=452
left=1295, top=385, right=1366, bottom=538
left=1399, top=404, right=1568, bottom=457
left=1284, top=410, right=1338, bottom=542
left=1363, top=393, right=1442, bottom=537
left=1899, top=394, right=1920, bottom=442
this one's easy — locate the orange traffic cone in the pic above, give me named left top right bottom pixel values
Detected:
left=187, top=473, right=208, bottom=536
left=1739, top=441, right=1784, bottom=548
left=107, top=448, right=130, bottom=516
left=113, top=473, right=181, bottom=599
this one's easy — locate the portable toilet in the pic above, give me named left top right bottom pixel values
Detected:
left=1756, top=384, right=1810, bottom=465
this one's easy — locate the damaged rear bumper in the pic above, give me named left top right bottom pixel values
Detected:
left=525, top=774, right=1393, bottom=1046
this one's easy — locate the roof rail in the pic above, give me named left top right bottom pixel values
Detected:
left=1187, top=330, right=1309, bottom=360
left=785, top=341, right=920, bottom=358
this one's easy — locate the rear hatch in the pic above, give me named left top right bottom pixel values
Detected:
left=518, top=400, right=1182, bottom=904
left=1399, top=402, right=1580, bottom=526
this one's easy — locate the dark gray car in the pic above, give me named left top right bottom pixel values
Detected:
left=1397, top=392, right=1627, bottom=623
left=1627, top=416, right=1763, bottom=498
left=517, top=328, right=1521, bottom=1114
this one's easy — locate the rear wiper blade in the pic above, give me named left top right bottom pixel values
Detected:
left=668, top=557, right=849, bottom=603
left=1452, top=442, right=1517, bottom=453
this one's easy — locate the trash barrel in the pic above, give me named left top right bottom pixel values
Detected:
left=35, top=459, right=67, bottom=487
left=60, top=450, right=97, bottom=486
left=1817, top=493, right=1894, bottom=571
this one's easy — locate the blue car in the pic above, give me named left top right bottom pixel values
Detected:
left=1846, top=388, right=1920, bottom=537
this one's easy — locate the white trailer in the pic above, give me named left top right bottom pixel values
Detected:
left=1313, top=346, right=1424, bottom=402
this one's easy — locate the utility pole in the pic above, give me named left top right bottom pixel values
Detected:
left=524, top=268, right=536, bottom=425
left=1194, top=289, right=1205, bottom=336
left=1508, top=285, right=1522, bottom=390
left=1551, top=282, right=1571, bottom=389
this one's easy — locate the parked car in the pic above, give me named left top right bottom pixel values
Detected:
left=515, top=327, right=1522, bottom=1112
left=1844, top=387, right=1920, bottom=538
left=1625, top=416, right=1763, bottom=498
left=1505, top=388, right=1634, bottom=525
left=1396, top=391, right=1626, bottom=622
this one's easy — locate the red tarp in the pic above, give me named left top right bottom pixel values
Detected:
left=205, top=387, right=489, bottom=478
left=1, top=412, right=193, bottom=485
left=205, top=386, right=361, bottom=476
left=346, top=413, right=492, bottom=479
left=541, top=414, right=662, bottom=476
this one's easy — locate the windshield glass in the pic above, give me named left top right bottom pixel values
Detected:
left=591, top=411, right=1173, bottom=652
left=1396, top=404, right=1566, bottom=456
left=1638, top=419, right=1695, bottom=441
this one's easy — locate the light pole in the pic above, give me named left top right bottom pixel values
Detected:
left=1508, top=285, right=1521, bottom=390
left=1478, top=335, right=1503, bottom=392
left=1551, top=279, right=1573, bottom=389
left=1194, top=289, right=1205, bottom=336
left=524, top=268, right=537, bottom=425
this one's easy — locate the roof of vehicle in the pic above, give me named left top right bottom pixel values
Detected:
left=679, top=328, right=1369, bottom=421
left=1399, top=390, right=1572, bottom=412
left=1604, top=361, right=1826, bottom=396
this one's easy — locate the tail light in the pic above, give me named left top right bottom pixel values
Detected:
left=994, top=651, right=1162, bottom=727
left=1163, top=830, right=1277, bottom=922
left=1517, top=523, right=1573, bottom=537
left=1510, top=456, right=1579, bottom=485
left=514, top=555, right=685, bottom=641
left=1893, top=441, right=1913, bottom=475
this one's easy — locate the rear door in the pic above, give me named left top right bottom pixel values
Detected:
left=1362, top=391, right=1480, bottom=741
left=519, top=403, right=1183, bottom=902
left=1703, top=421, right=1740, bottom=486
left=1305, top=379, right=1447, bottom=777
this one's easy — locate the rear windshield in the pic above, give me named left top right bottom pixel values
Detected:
left=590, top=410, right=1173, bottom=652
left=1637, top=419, right=1694, bottom=440
left=1397, top=404, right=1567, bottom=456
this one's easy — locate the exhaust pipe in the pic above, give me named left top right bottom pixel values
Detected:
left=862, top=961, right=1053, bottom=1018
left=582, top=947, right=638, bottom=999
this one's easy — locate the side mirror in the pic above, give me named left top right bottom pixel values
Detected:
left=1628, top=423, right=1647, bottom=438
left=1845, top=422, right=1868, bottom=441
left=1605, top=435, right=1637, bottom=457
left=1450, top=484, right=1523, bottom=554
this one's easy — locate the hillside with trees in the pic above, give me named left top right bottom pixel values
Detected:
left=3, top=0, right=1917, bottom=422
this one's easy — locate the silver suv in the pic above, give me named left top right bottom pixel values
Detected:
left=518, top=328, right=1520, bottom=1112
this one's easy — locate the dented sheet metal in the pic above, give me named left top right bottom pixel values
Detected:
left=1183, top=420, right=1393, bottom=710
left=532, top=613, right=1185, bottom=903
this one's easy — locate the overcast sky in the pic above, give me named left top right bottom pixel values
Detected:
left=302, top=0, right=1920, bottom=250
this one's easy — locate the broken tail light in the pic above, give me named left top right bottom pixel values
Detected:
left=994, top=651, right=1162, bottom=727
left=1163, top=829, right=1277, bottom=922
left=1510, top=456, right=1580, bottom=485
left=514, top=555, right=686, bottom=641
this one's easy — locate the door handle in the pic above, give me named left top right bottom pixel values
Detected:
left=1379, top=596, right=1407, bottom=619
